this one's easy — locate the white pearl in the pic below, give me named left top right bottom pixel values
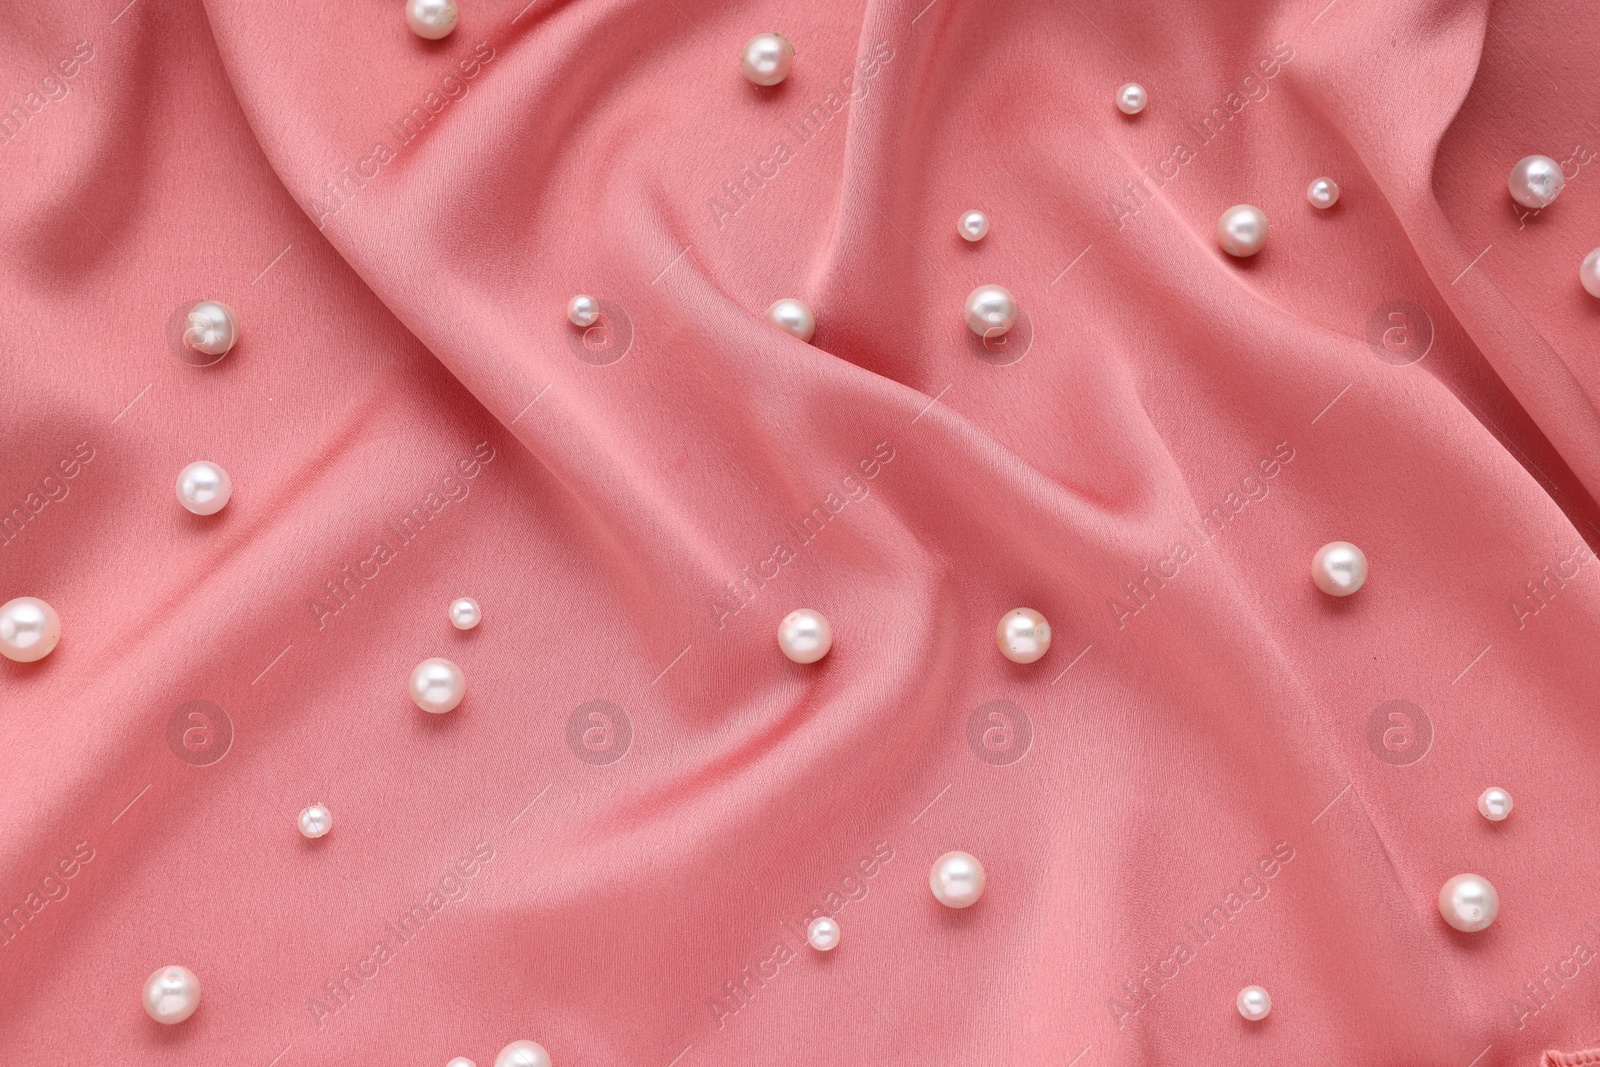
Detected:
left=406, top=0, right=458, bottom=39
left=567, top=295, right=599, bottom=328
left=740, top=32, right=794, bottom=86
left=777, top=609, right=832, bottom=664
left=1236, top=985, right=1271, bottom=1020
left=298, top=803, right=333, bottom=839
left=957, top=210, right=990, bottom=242
left=449, top=597, right=482, bottom=630
left=930, top=851, right=985, bottom=909
left=0, top=597, right=60, bottom=663
left=996, top=608, right=1050, bottom=664
left=1306, top=177, right=1340, bottom=209
left=495, top=1041, right=552, bottom=1067
left=1311, top=541, right=1368, bottom=597
left=1116, top=82, right=1148, bottom=115
left=183, top=301, right=239, bottom=358
left=447, top=1060, right=477, bottom=1067
left=176, top=461, right=232, bottom=516
left=1477, top=787, right=1513, bottom=822
left=964, top=284, right=1017, bottom=338
left=1217, top=205, right=1269, bottom=256
left=1580, top=248, right=1600, bottom=298
left=142, top=965, right=201, bottom=1024
left=1509, top=155, right=1564, bottom=209
left=410, top=657, right=466, bottom=713
left=1438, top=873, right=1499, bottom=932
left=806, top=916, right=840, bottom=951
left=765, top=298, right=816, bottom=343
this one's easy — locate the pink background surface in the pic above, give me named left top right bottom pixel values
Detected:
left=3, top=0, right=1600, bottom=1063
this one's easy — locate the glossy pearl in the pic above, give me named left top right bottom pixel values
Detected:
left=1306, top=177, right=1340, bottom=209
left=957, top=210, right=990, bottom=242
left=1217, top=205, right=1269, bottom=257
left=1509, top=155, right=1564, bottom=209
left=298, top=803, right=333, bottom=839
left=449, top=597, right=482, bottom=630
left=447, top=1060, right=477, bottom=1067
left=1439, top=873, right=1499, bottom=932
left=142, top=965, right=201, bottom=1024
left=930, top=851, right=985, bottom=909
left=740, top=33, right=794, bottom=86
left=1477, top=787, right=1513, bottom=822
left=183, top=301, right=238, bottom=358
left=1311, top=541, right=1368, bottom=597
left=0, top=597, right=60, bottom=663
left=996, top=608, right=1050, bottom=664
left=410, top=657, right=466, bottom=713
left=1580, top=248, right=1600, bottom=298
left=406, top=0, right=458, bottom=39
left=1236, top=985, right=1271, bottom=1020
left=777, top=608, right=832, bottom=664
left=567, top=295, right=600, bottom=328
left=807, top=916, right=840, bottom=951
left=495, top=1041, right=552, bottom=1067
left=1116, top=82, right=1148, bottom=115
left=964, top=284, right=1017, bottom=338
left=765, top=298, right=816, bottom=343
left=176, top=461, right=231, bottom=516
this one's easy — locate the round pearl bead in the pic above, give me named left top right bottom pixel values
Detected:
left=930, top=851, right=985, bottom=908
left=806, top=916, right=840, bottom=951
left=298, top=804, right=333, bottom=839
left=0, top=597, right=60, bottom=663
left=1116, top=82, right=1148, bottom=115
left=406, top=0, right=458, bottom=39
left=765, top=298, right=816, bottom=343
left=142, top=965, right=201, bottom=1024
left=964, top=284, right=1017, bottom=338
left=1509, top=155, right=1565, bottom=209
left=777, top=609, right=832, bottom=664
left=449, top=597, right=482, bottom=630
left=957, top=210, right=990, bottom=242
left=1438, top=873, right=1499, bottom=932
left=495, top=1041, right=552, bottom=1067
left=1477, top=787, right=1513, bottom=822
left=1217, top=205, right=1269, bottom=256
left=447, top=1059, right=478, bottom=1067
left=1236, top=985, right=1271, bottom=1020
left=1580, top=248, right=1600, bottom=298
left=1311, top=541, right=1368, bottom=597
left=183, top=301, right=239, bottom=358
left=567, top=295, right=600, bottom=328
left=1306, top=177, right=1340, bottom=209
left=410, top=658, right=466, bottom=713
left=176, top=461, right=232, bottom=516
left=740, top=33, right=794, bottom=86
left=996, top=608, right=1050, bottom=663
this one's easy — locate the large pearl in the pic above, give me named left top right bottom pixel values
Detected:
left=1438, top=873, right=1499, bottom=932
left=0, top=597, right=60, bottom=663
left=1116, top=82, right=1148, bottom=115
left=930, top=851, right=985, bottom=909
left=964, top=284, right=1017, bottom=338
left=1306, top=177, right=1340, bottom=209
left=183, top=301, right=239, bottom=358
left=765, top=298, right=816, bottom=343
left=449, top=597, right=482, bottom=630
left=567, top=295, right=600, bottom=328
left=495, top=1041, right=552, bottom=1067
left=1236, top=985, right=1271, bottom=1020
left=447, top=1060, right=477, bottom=1067
left=740, top=33, right=794, bottom=86
left=996, top=608, right=1050, bottom=663
left=1580, top=248, right=1600, bottom=298
left=406, top=0, right=458, bottom=39
left=807, top=916, right=840, bottom=951
left=1311, top=541, right=1367, bottom=597
left=142, top=965, right=201, bottom=1024
left=176, top=461, right=232, bottom=516
left=298, top=803, right=333, bottom=839
left=777, top=609, right=832, bottom=664
left=1477, top=787, right=1513, bottom=822
left=410, top=657, right=466, bottom=713
left=1508, top=155, right=1564, bottom=209
left=1217, top=205, right=1269, bottom=256
left=957, top=210, right=990, bottom=242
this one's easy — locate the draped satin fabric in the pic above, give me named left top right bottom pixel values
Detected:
left=3, top=0, right=1599, bottom=1063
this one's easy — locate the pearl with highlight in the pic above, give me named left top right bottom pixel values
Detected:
left=1509, top=155, right=1564, bottom=209
left=183, top=301, right=238, bottom=358
left=740, top=33, right=794, bottom=86
left=1306, top=177, right=1340, bottom=209
left=765, top=298, right=816, bottom=343
left=964, top=284, right=1017, bottom=338
left=298, top=803, right=333, bottom=839
left=1477, top=787, right=1513, bottom=822
left=567, top=295, right=600, bottom=328
left=777, top=608, right=832, bottom=664
left=807, top=916, right=840, bottom=951
left=142, top=965, right=201, bottom=1024
left=1311, top=541, right=1367, bottom=597
left=1217, top=205, right=1269, bottom=256
left=176, top=461, right=232, bottom=516
left=930, top=851, right=985, bottom=908
left=406, top=0, right=458, bottom=39
left=410, top=657, right=466, bottom=713
left=447, top=1059, right=477, bottom=1067
left=1236, top=985, right=1271, bottom=1020
left=996, top=608, right=1050, bottom=664
left=1116, top=82, right=1148, bottom=115
left=1439, top=873, right=1499, bottom=932
left=495, top=1040, right=552, bottom=1067
left=957, top=210, right=990, bottom=242
left=449, top=597, right=482, bottom=630
left=0, top=597, right=60, bottom=663
left=1580, top=249, right=1600, bottom=298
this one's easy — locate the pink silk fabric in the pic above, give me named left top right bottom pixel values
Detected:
left=4, top=0, right=1600, bottom=1063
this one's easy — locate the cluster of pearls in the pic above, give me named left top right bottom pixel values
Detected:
left=0, top=597, right=61, bottom=663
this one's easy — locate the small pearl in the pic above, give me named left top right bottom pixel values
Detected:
left=964, top=284, right=1018, bottom=338
left=449, top=597, right=482, bottom=630
left=183, top=301, right=239, bottom=358
left=996, top=608, right=1050, bottom=664
left=1477, top=787, right=1513, bottom=822
left=740, top=32, right=794, bottom=86
left=495, top=1041, right=552, bottom=1067
left=142, top=965, right=201, bottom=1024
left=777, top=609, right=832, bottom=664
left=406, top=0, right=458, bottom=39
left=410, top=657, right=466, bottom=713
left=1116, top=82, right=1148, bottom=115
left=957, top=210, right=990, bottom=242
left=176, top=461, right=232, bottom=516
left=930, top=851, right=985, bottom=909
left=1306, top=177, right=1340, bottom=209
left=1580, top=248, right=1600, bottom=298
left=765, top=298, right=816, bottom=343
left=567, top=295, right=600, bottom=328
left=0, top=597, right=60, bottom=663
left=1217, top=205, right=1269, bottom=257
left=1311, top=541, right=1368, bottom=597
left=1236, top=985, right=1271, bottom=1021
left=298, top=803, right=333, bottom=839
left=807, top=916, right=840, bottom=951
left=447, top=1060, right=478, bottom=1067
left=1508, top=155, right=1564, bottom=209
left=1438, top=873, right=1499, bottom=932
